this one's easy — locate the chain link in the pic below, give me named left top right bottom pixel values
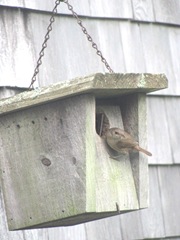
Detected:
left=29, top=0, right=114, bottom=89
left=29, top=0, right=62, bottom=89
left=63, top=0, right=114, bottom=74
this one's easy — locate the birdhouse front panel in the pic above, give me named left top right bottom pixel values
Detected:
left=0, top=94, right=97, bottom=230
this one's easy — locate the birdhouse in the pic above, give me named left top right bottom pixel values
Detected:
left=0, top=73, right=167, bottom=230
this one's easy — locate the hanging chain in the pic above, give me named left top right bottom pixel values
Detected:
left=29, top=0, right=62, bottom=89
left=29, top=0, right=114, bottom=89
left=63, top=0, right=114, bottom=74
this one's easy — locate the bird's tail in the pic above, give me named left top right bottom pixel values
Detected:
left=135, top=145, right=152, bottom=156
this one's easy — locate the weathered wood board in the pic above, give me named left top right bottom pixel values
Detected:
left=119, top=93, right=149, bottom=208
left=0, top=94, right=96, bottom=229
left=153, top=0, right=180, bottom=25
left=147, top=96, right=172, bottom=164
left=0, top=73, right=167, bottom=115
left=95, top=104, right=139, bottom=212
left=1, top=0, right=180, bottom=25
left=132, top=0, right=154, bottom=21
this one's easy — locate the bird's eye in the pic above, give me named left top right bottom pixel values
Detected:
left=115, top=131, right=119, bottom=135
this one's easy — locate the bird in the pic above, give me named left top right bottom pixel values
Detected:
left=105, top=127, right=152, bottom=156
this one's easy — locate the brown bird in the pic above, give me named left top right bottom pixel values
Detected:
left=105, top=127, right=152, bottom=156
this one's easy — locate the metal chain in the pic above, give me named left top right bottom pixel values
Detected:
left=63, top=0, right=114, bottom=74
left=29, top=0, right=114, bottom=89
left=29, top=0, right=62, bottom=89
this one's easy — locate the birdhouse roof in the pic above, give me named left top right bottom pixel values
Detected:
left=0, top=73, right=167, bottom=115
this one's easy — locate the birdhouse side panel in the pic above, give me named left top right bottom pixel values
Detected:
left=0, top=94, right=95, bottom=230
left=119, top=93, right=149, bottom=208
left=95, top=103, right=139, bottom=212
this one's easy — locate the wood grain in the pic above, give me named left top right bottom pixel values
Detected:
left=119, top=93, right=149, bottom=208
left=158, top=166, right=180, bottom=236
left=120, top=166, right=166, bottom=239
left=89, top=0, right=133, bottom=18
left=164, top=97, right=180, bottom=164
left=132, top=0, right=154, bottom=21
left=0, top=73, right=167, bottom=115
left=1, top=0, right=180, bottom=25
left=119, top=21, right=146, bottom=72
left=153, top=0, right=180, bottom=25
left=95, top=103, right=139, bottom=212
left=139, top=23, right=177, bottom=95
left=0, top=0, right=132, bottom=19
left=0, top=94, right=95, bottom=229
left=147, top=96, right=172, bottom=164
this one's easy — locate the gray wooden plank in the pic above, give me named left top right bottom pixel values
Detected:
left=140, top=24, right=179, bottom=95
left=0, top=90, right=37, bottom=238
left=147, top=96, right=180, bottom=165
left=0, top=189, right=25, bottom=240
left=120, top=212, right=143, bottom=240
left=89, top=0, right=133, bottom=19
left=35, top=226, right=87, bottom=240
left=119, top=94, right=149, bottom=208
left=1, top=187, right=87, bottom=240
left=0, top=0, right=133, bottom=19
left=85, top=217, right=122, bottom=240
left=0, top=9, right=104, bottom=87
left=119, top=21, right=146, bottom=72
left=153, top=0, right=180, bottom=25
left=19, top=229, right=43, bottom=240
left=164, top=97, right=180, bottom=164
left=138, top=166, right=166, bottom=239
left=120, top=166, right=166, bottom=239
left=2, top=0, right=180, bottom=25
left=95, top=19, right=126, bottom=73
left=147, top=96, right=173, bottom=164
left=167, top=238, right=180, bottom=240
left=0, top=8, right=35, bottom=88
left=0, top=94, right=96, bottom=230
left=95, top=105, right=139, bottom=211
left=168, top=26, right=180, bottom=93
left=0, top=0, right=90, bottom=16
left=0, top=73, right=167, bottom=115
left=158, top=165, right=180, bottom=237
left=132, top=0, right=155, bottom=21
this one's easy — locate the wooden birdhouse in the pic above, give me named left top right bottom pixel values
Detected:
left=0, top=73, right=167, bottom=230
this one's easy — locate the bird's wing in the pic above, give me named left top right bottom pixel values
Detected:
left=116, top=138, right=138, bottom=149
